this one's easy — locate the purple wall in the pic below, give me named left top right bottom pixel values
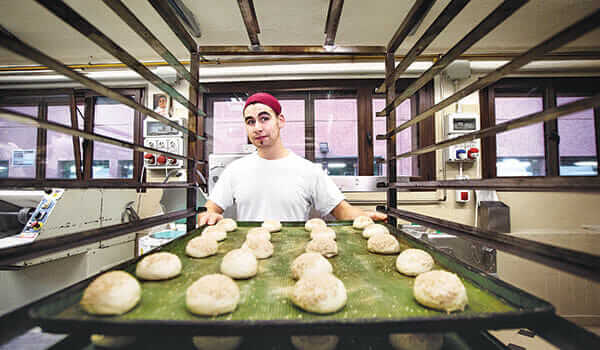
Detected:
left=46, top=105, right=84, bottom=178
left=557, top=96, right=596, bottom=157
left=93, top=102, right=134, bottom=178
left=315, top=98, right=357, bottom=159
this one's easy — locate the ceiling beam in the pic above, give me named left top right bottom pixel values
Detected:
left=196, top=45, right=385, bottom=55
left=148, top=0, right=197, bottom=53
left=376, top=0, right=469, bottom=93
left=377, top=0, right=528, bottom=117
left=0, top=26, right=199, bottom=139
left=324, top=0, right=344, bottom=47
left=34, top=0, right=203, bottom=116
left=387, top=0, right=436, bottom=54
left=101, top=0, right=195, bottom=87
left=237, top=0, right=261, bottom=47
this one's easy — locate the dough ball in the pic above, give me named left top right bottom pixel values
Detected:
left=247, top=227, right=271, bottom=241
left=353, top=216, right=374, bottom=229
left=220, top=249, right=258, bottom=279
left=192, top=336, right=243, bottom=350
left=135, top=252, right=182, bottom=280
left=202, top=225, right=227, bottom=242
left=90, top=335, right=136, bottom=348
left=310, top=227, right=336, bottom=241
left=241, top=235, right=274, bottom=259
left=362, top=223, right=389, bottom=239
left=186, top=274, right=240, bottom=316
left=186, top=236, right=218, bottom=258
left=304, top=218, right=327, bottom=232
left=305, top=237, right=338, bottom=258
left=367, top=234, right=400, bottom=254
left=291, top=252, right=333, bottom=280
left=261, top=219, right=282, bottom=232
left=291, top=335, right=339, bottom=350
left=80, top=271, right=140, bottom=315
left=396, top=249, right=434, bottom=276
left=290, top=273, right=347, bottom=314
left=217, top=218, right=238, bottom=232
left=388, top=333, right=443, bottom=350
left=413, top=270, right=468, bottom=313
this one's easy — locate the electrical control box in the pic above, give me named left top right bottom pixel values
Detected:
left=444, top=113, right=480, bottom=162
left=143, top=117, right=186, bottom=168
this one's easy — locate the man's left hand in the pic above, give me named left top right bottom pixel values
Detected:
left=365, top=210, right=387, bottom=222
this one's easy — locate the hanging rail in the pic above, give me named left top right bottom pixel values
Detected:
left=383, top=207, right=600, bottom=283
left=0, top=28, right=200, bottom=140
left=34, top=0, right=204, bottom=117
left=0, top=181, right=197, bottom=190
left=378, top=8, right=600, bottom=139
left=376, top=0, right=528, bottom=117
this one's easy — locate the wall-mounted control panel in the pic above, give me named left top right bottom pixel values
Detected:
left=143, top=118, right=185, bottom=169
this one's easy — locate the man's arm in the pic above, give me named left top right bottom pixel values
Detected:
left=330, top=200, right=387, bottom=222
left=198, top=200, right=225, bottom=226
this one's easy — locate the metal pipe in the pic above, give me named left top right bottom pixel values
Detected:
left=392, top=177, right=600, bottom=192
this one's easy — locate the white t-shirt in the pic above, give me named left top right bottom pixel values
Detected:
left=209, top=152, right=344, bottom=221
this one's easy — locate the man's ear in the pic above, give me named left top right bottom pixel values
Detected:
left=277, top=113, right=286, bottom=128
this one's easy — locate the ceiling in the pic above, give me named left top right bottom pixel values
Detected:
left=0, top=0, right=599, bottom=67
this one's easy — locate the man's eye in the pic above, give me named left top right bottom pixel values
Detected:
left=246, top=120, right=255, bottom=125
left=261, top=117, right=269, bottom=122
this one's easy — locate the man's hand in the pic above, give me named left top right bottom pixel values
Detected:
left=198, top=211, right=223, bottom=226
left=365, top=210, right=387, bottom=223
left=197, top=200, right=225, bottom=226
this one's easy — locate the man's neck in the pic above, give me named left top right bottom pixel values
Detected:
left=257, top=143, right=289, bottom=160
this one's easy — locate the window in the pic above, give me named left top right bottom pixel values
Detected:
left=314, top=96, right=357, bottom=175
left=481, top=78, right=599, bottom=178
left=93, top=97, right=135, bottom=179
left=495, top=96, right=545, bottom=176
left=0, top=106, right=38, bottom=178
left=373, top=98, right=413, bottom=176
left=47, top=104, right=85, bottom=179
left=557, top=96, right=598, bottom=176
left=0, top=88, right=142, bottom=184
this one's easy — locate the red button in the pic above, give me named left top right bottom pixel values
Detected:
left=157, top=155, right=167, bottom=165
left=461, top=192, right=468, bottom=201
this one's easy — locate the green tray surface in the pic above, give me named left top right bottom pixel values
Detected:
left=30, top=222, right=553, bottom=333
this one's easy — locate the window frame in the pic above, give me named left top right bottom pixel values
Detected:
left=202, top=79, right=435, bottom=179
left=0, top=87, right=144, bottom=186
left=480, top=77, right=600, bottom=178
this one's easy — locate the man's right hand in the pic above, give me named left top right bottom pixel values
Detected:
left=198, top=211, right=223, bottom=226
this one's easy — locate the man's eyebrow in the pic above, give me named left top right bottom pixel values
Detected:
left=257, top=111, right=271, bottom=117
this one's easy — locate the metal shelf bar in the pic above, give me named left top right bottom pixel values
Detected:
left=383, top=207, right=600, bottom=283
left=378, top=8, right=600, bottom=136
left=0, top=208, right=198, bottom=267
left=376, top=0, right=528, bottom=117
left=388, top=93, right=600, bottom=160
left=390, top=177, right=600, bottom=192
left=0, top=108, right=205, bottom=163
left=34, top=0, right=204, bottom=117
left=0, top=28, right=199, bottom=140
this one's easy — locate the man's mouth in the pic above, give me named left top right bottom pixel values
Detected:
left=255, top=136, right=266, bottom=141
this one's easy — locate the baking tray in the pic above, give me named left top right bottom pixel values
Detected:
left=30, top=222, right=554, bottom=336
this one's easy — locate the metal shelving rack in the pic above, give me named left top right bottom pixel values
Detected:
left=0, top=0, right=598, bottom=348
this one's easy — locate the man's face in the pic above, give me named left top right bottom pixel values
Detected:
left=243, top=103, right=285, bottom=148
left=158, top=97, right=167, bottom=108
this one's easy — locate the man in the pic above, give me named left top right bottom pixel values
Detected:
left=199, top=92, right=387, bottom=225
